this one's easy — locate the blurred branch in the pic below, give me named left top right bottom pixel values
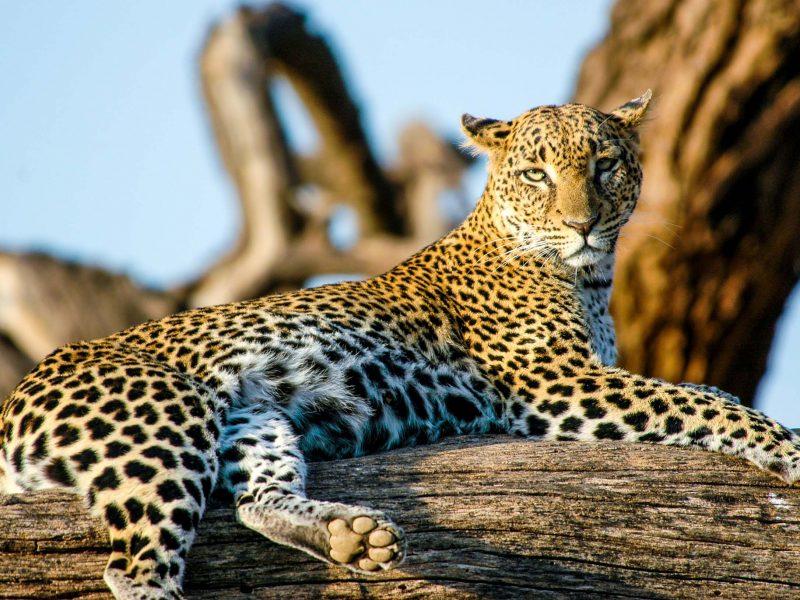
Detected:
left=266, top=233, right=424, bottom=291
left=393, top=122, right=474, bottom=245
left=189, top=10, right=298, bottom=308
left=244, top=3, right=405, bottom=236
left=0, top=3, right=472, bottom=398
left=187, top=3, right=470, bottom=304
left=0, top=251, right=178, bottom=389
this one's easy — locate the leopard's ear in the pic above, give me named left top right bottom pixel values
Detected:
left=610, top=89, right=652, bottom=128
left=461, top=114, right=512, bottom=154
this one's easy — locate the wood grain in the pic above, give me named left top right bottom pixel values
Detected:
left=3, top=436, right=800, bottom=599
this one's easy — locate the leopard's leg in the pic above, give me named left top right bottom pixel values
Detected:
left=220, top=404, right=406, bottom=573
left=92, top=371, right=221, bottom=600
left=1, top=348, right=221, bottom=600
left=507, top=364, right=800, bottom=483
left=101, top=473, right=208, bottom=600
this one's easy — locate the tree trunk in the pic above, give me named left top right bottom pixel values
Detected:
left=573, top=0, right=800, bottom=404
left=2, top=437, right=799, bottom=599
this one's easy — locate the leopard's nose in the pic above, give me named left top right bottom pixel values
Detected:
left=563, top=213, right=599, bottom=237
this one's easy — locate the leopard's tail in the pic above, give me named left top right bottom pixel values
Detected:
left=0, top=411, right=7, bottom=492
left=0, top=404, right=16, bottom=494
left=0, top=427, right=8, bottom=494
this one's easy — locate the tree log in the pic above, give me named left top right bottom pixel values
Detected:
left=3, top=436, right=800, bottom=599
left=573, top=0, right=800, bottom=404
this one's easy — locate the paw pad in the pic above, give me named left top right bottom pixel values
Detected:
left=352, top=516, right=376, bottom=533
left=326, top=516, right=403, bottom=573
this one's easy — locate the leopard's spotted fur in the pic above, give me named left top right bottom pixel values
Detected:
left=2, top=92, right=799, bottom=599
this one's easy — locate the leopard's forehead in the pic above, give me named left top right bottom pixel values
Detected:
left=507, top=103, right=618, bottom=163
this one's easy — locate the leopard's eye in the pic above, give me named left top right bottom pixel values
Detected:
left=595, top=157, right=619, bottom=172
left=520, top=168, right=548, bottom=184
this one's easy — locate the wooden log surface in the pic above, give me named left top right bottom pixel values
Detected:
left=2, top=436, right=800, bottom=599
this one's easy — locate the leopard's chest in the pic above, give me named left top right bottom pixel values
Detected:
left=578, top=284, right=617, bottom=366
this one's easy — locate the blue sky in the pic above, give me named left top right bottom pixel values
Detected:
left=0, top=1, right=796, bottom=425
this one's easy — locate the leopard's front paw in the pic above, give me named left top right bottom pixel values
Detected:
left=740, top=423, right=800, bottom=485
left=326, top=515, right=405, bottom=573
left=773, top=437, right=800, bottom=486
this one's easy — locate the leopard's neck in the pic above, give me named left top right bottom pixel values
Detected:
left=414, top=193, right=618, bottom=366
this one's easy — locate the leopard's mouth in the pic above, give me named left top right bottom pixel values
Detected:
left=563, top=243, right=607, bottom=268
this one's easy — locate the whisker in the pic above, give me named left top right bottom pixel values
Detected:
left=619, top=231, right=676, bottom=249
left=476, top=239, right=528, bottom=265
left=628, top=215, right=682, bottom=232
left=471, top=235, right=521, bottom=251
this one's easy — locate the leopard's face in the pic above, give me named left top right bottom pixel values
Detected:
left=462, top=92, right=651, bottom=270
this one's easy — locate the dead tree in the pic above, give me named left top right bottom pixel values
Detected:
left=188, top=3, right=468, bottom=306
left=573, top=0, right=800, bottom=403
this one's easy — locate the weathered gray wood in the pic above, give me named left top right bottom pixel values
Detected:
left=2, top=436, right=800, bottom=599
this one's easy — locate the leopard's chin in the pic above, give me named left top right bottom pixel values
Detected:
left=563, top=245, right=608, bottom=268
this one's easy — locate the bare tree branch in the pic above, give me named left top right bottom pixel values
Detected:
left=245, top=3, right=404, bottom=236
left=189, top=11, right=298, bottom=308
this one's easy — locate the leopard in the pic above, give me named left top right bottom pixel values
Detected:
left=2, top=91, right=799, bottom=600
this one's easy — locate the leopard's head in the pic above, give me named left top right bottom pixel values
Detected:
left=462, top=91, right=651, bottom=270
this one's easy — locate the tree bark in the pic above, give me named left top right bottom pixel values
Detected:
left=573, top=0, right=800, bottom=404
left=2, top=436, right=800, bottom=599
